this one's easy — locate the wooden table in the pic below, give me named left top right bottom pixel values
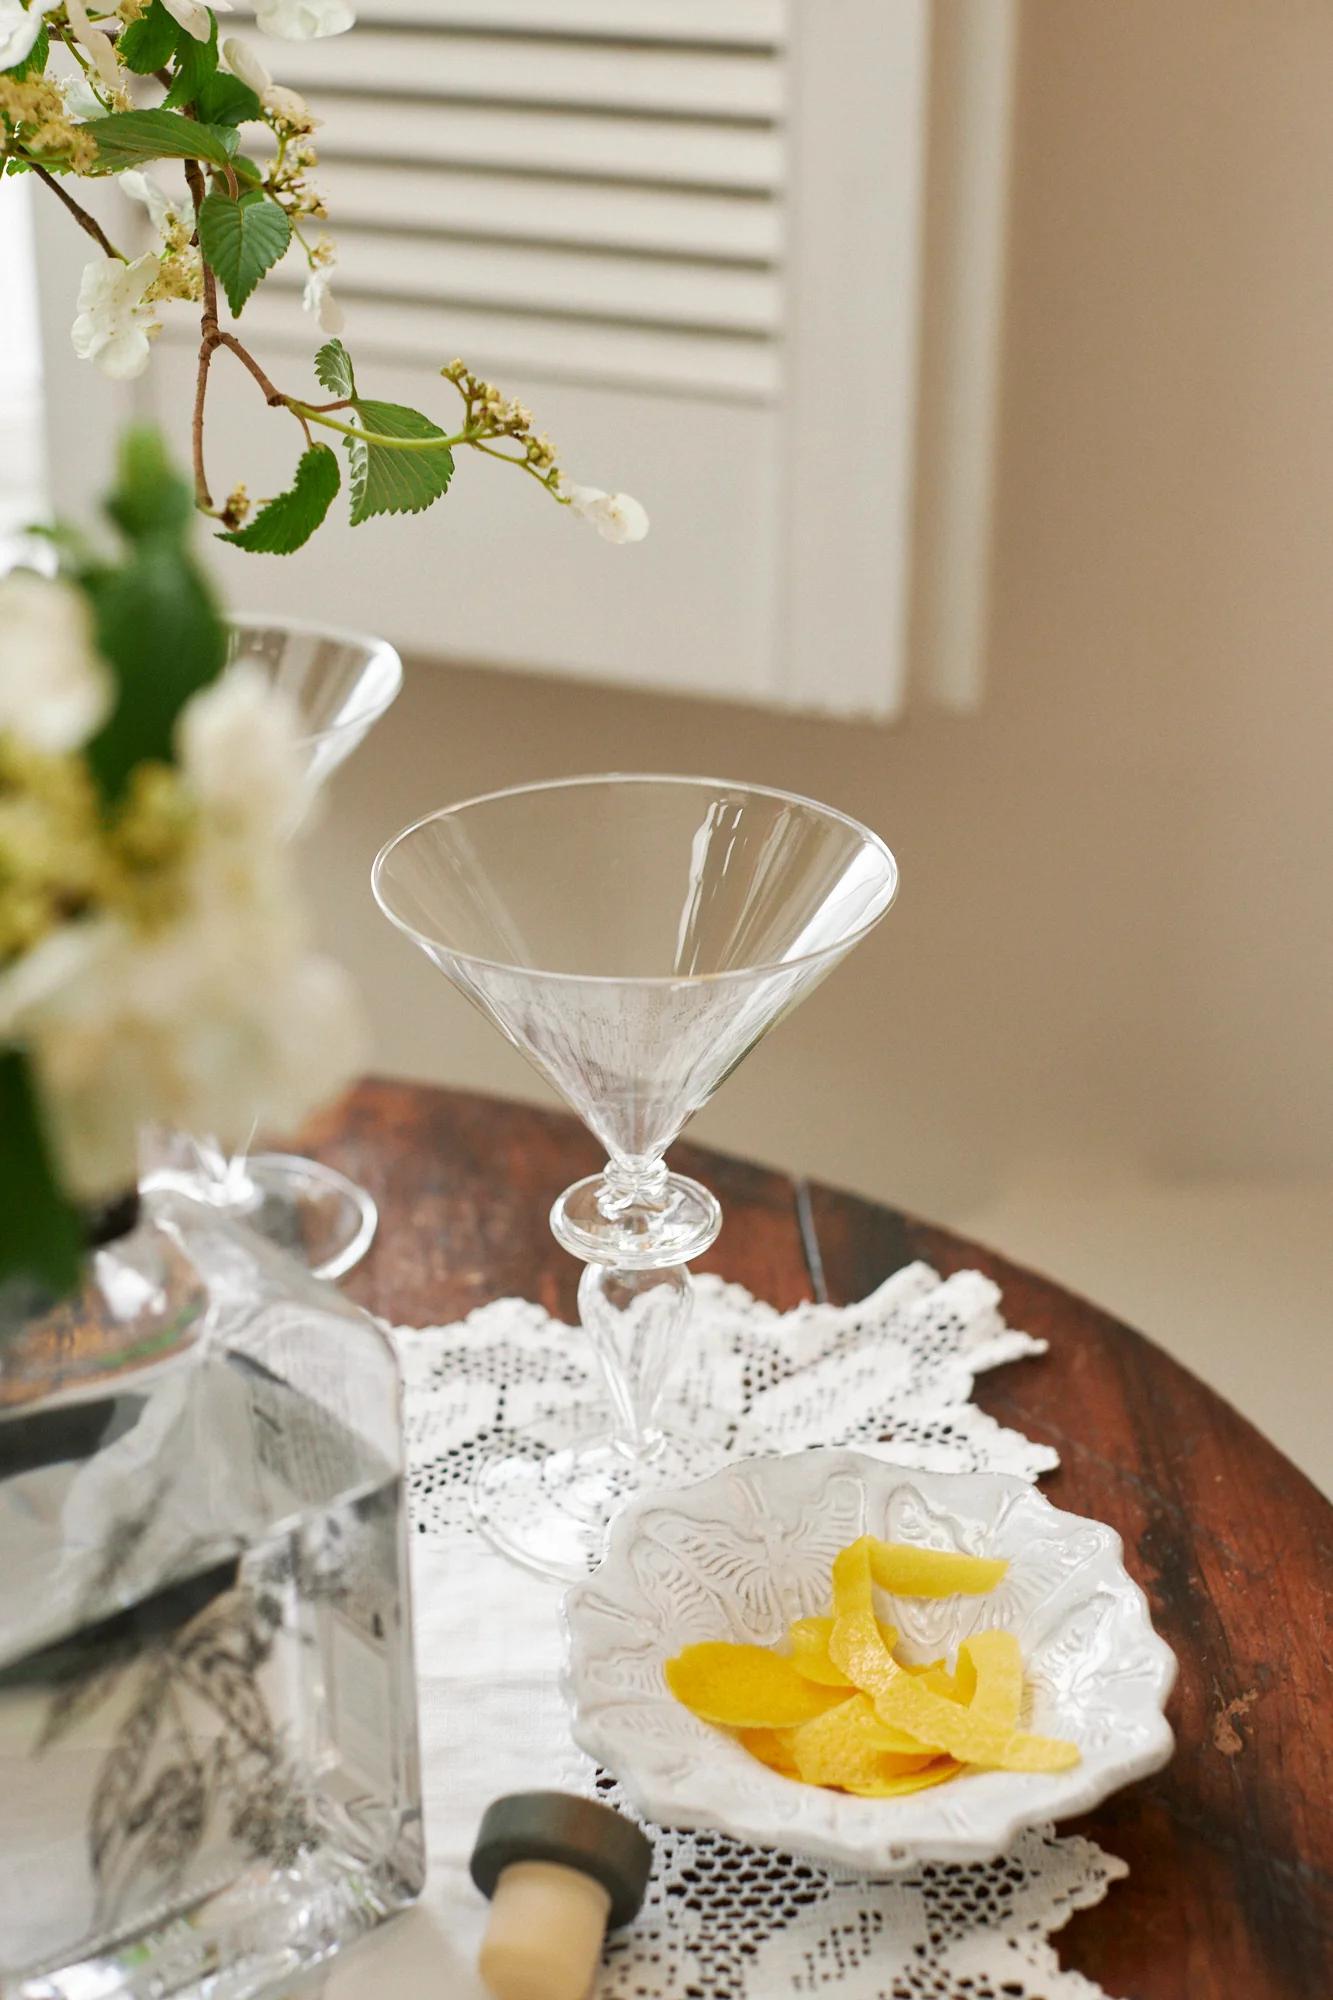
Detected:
left=303, top=1077, right=1333, bottom=2000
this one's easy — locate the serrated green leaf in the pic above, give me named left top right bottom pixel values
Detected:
left=0, top=1051, right=83, bottom=1299
left=192, top=72, right=262, bottom=129
left=162, top=9, right=218, bottom=109
left=315, top=338, right=356, bottom=399
left=85, top=108, right=237, bottom=171
left=116, top=0, right=178, bottom=75
left=197, top=189, right=291, bottom=316
left=7, top=22, right=49, bottom=77
left=345, top=401, right=454, bottom=524
left=218, top=444, right=340, bottom=554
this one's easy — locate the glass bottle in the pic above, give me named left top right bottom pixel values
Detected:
left=0, top=1188, right=424, bottom=2000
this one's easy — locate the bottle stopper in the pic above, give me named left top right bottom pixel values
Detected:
left=470, top=1791, right=653, bottom=2000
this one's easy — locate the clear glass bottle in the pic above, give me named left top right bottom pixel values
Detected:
left=0, top=1189, right=424, bottom=2000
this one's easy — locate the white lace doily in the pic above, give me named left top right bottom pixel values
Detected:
left=324, top=1265, right=1128, bottom=2000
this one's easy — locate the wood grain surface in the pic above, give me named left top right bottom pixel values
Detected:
left=301, top=1076, right=1333, bottom=2000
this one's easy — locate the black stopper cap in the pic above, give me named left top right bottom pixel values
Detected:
left=470, top=1792, right=653, bottom=1932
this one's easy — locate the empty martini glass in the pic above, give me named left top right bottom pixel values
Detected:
left=146, top=617, right=403, bottom=1277
left=372, top=775, right=897, bottom=1578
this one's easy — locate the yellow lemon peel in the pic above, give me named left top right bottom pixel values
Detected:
left=789, top=1695, right=937, bottom=1790
left=664, top=1642, right=848, bottom=1729
left=788, top=1614, right=898, bottom=1687
left=663, top=1534, right=1080, bottom=1795
left=867, top=1537, right=1009, bottom=1598
left=737, top=1726, right=801, bottom=1777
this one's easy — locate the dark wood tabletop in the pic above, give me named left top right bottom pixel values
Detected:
left=302, top=1076, right=1333, bottom=2000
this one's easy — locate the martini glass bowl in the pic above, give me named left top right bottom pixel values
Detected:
left=147, top=617, right=403, bottom=1278
left=372, top=775, right=898, bottom=1578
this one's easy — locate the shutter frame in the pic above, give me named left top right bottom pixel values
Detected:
left=778, top=0, right=931, bottom=721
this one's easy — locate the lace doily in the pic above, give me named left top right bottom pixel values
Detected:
left=324, top=1265, right=1128, bottom=2000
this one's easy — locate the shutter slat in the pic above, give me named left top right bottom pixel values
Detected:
left=193, top=291, right=779, bottom=401
left=237, top=8, right=787, bottom=400
left=317, top=161, right=781, bottom=260
left=276, top=230, right=780, bottom=331
left=315, top=99, right=782, bottom=189
left=275, top=31, right=783, bottom=118
left=346, top=0, right=785, bottom=41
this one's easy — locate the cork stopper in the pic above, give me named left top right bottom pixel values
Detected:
left=471, top=1792, right=653, bottom=2000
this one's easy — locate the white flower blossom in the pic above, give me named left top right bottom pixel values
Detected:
left=0, top=667, right=365, bottom=1200
left=58, top=65, right=104, bottom=122
left=70, top=252, right=161, bottom=380
left=159, top=0, right=229, bottom=42
left=177, top=662, right=311, bottom=842
left=263, top=80, right=315, bottom=124
left=0, top=574, right=112, bottom=753
left=8, top=907, right=364, bottom=1201
left=0, top=0, right=58, bottom=72
left=302, top=260, right=344, bottom=335
left=221, top=32, right=271, bottom=96
left=63, top=0, right=125, bottom=91
left=253, top=0, right=354, bottom=41
left=561, top=481, right=650, bottom=545
left=120, top=168, right=175, bottom=238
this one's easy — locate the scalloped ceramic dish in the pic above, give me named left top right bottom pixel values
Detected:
left=563, top=1450, right=1176, bottom=1872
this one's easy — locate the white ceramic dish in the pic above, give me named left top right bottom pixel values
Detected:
left=563, top=1450, right=1176, bottom=1872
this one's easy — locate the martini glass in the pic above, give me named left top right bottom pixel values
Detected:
left=373, top=775, right=898, bottom=1580
left=146, top=617, right=403, bottom=1278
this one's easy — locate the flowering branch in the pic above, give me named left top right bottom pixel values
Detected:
left=284, top=404, right=471, bottom=452
left=29, top=159, right=118, bottom=256
left=3, top=0, right=648, bottom=550
left=185, top=156, right=217, bottom=510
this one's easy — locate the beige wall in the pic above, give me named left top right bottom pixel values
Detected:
left=305, top=0, right=1333, bottom=1212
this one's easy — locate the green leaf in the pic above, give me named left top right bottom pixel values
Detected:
left=345, top=401, right=454, bottom=524
left=192, top=72, right=262, bottom=130
left=197, top=189, right=291, bottom=315
left=104, top=425, right=194, bottom=543
left=116, top=0, right=178, bottom=75
left=85, top=108, right=237, bottom=171
left=7, top=23, right=49, bottom=77
left=315, top=338, right=356, bottom=399
left=162, top=9, right=218, bottom=110
left=229, top=152, right=265, bottom=186
left=312, top=349, right=454, bottom=522
left=218, top=444, right=341, bottom=554
left=84, top=430, right=228, bottom=805
left=86, top=547, right=227, bottom=796
left=0, top=1050, right=82, bottom=1300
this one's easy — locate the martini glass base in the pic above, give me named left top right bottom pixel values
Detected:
left=230, top=1153, right=378, bottom=1281
left=472, top=1404, right=733, bottom=1582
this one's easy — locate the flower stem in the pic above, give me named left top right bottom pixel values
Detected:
left=185, top=157, right=310, bottom=501
left=470, top=438, right=566, bottom=497
left=53, top=28, right=114, bottom=111
left=287, top=403, right=473, bottom=451
left=30, top=163, right=122, bottom=260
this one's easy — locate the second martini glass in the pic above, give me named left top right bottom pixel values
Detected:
left=148, top=617, right=403, bottom=1278
left=373, top=775, right=898, bottom=1578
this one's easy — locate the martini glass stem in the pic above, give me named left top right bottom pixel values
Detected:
left=577, top=1262, right=691, bottom=1460
left=196, top=1123, right=261, bottom=1208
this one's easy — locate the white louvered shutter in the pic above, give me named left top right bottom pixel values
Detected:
left=35, top=3, right=1012, bottom=715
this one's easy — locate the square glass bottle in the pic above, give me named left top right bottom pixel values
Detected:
left=0, top=1189, right=424, bottom=2000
